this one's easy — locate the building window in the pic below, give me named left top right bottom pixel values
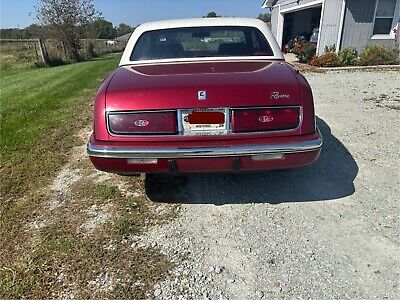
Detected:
left=373, top=0, right=397, bottom=35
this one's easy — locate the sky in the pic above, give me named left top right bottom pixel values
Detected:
left=0, top=0, right=267, bottom=29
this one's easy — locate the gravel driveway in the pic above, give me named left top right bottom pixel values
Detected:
left=143, top=70, right=400, bottom=300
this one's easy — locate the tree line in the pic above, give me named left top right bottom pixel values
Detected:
left=204, top=11, right=271, bottom=23
left=0, top=20, right=133, bottom=40
left=1, top=11, right=270, bottom=41
left=0, top=0, right=271, bottom=62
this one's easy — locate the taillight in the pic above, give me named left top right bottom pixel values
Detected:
left=231, top=107, right=300, bottom=133
left=108, top=111, right=177, bottom=135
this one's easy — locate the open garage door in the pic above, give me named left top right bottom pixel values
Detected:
left=281, top=6, right=322, bottom=52
left=282, top=7, right=322, bottom=51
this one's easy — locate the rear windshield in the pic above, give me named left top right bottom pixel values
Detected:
left=130, top=26, right=274, bottom=61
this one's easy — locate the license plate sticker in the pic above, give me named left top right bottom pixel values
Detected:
left=180, top=108, right=228, bottom=136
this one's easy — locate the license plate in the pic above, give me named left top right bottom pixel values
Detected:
left=180, top=108, right=228, bottom=136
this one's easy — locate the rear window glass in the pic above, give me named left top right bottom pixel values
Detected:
left=130, top=26, right=274, bottom=61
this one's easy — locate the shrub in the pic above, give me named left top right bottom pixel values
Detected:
left=0, top=62, right=12, bottom=70
left=358, top=45, right=399, bottom=66
left=291, top=43, right=304, bottom=55
left=338, top=48, right=358, bottom=66
left=324, top=44, right=336, bottom=53
left=87, top=42, right=98, bottom=59
left=293, top=42, right=316, bottom=64
left=34, top=57, right=69, bottom=68
left=310, top=51, right=341, bottom=67
left=46, top=57, right=68, bottom=67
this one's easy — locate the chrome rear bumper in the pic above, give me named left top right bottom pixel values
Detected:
left=87, top=130, right=322, bottom=159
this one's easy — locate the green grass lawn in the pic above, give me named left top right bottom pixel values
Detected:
left=0, top=53, right=177, bottom=299
left=0, top=53, right=120, bottom=198
left=0, top=54, right=120, bottom=298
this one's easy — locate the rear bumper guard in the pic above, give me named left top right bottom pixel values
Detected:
left=87, top=129, right=322, bottom=159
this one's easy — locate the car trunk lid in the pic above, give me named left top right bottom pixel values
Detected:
left=105, top=61, right=301, bottom=111
left=103, top=61, right=312, bottom=141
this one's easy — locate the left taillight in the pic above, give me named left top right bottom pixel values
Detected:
left=108, top=111, right=178, bottom=135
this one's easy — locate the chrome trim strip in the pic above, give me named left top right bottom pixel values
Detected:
left=88, top=129, right=322, bottom=159
left=177, top=110, right=184, bottom=134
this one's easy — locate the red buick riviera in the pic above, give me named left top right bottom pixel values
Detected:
left=87, top=18, right=322, bottom=175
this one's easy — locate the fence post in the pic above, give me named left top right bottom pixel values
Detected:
left=33, top=41, right=39, bottom=61
left=61, top=41, right=68, bottom=60
left=36, top=39, right=46, bottom=63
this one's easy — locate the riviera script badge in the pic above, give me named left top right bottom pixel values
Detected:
left=271, top=92, right=290, bottom=100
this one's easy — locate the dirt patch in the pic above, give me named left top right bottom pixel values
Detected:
left=87, top=272, right=116, bottom=293
left=363, top=92, right=400, bottom=110
left=290, top=61, right=326, bottom=73
left=78, top=204, right=113, bottom=234
left=48, top=167, right=82, bottom=210
left=1, top=128, right=179, bottom=300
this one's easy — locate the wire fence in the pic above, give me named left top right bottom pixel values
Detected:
left=0, top=39, right=126, bottom=70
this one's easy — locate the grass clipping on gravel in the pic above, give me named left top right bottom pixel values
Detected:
left=0, top=54, right=179, bottom=299
left=1, top=176, right=178, bottom=299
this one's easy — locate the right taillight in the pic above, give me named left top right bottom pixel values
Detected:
left=108, top=111, right=177, bottom=135
left=231, top=107, right=300, bottom=133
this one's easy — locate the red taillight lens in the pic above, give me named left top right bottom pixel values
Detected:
left=108, top=111, right=177, bottom=135
left=231, top=107, right=300, bottom=133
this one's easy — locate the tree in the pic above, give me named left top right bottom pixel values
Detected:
left=0, top=28, right=23, bottom=39
left=0, top=24, right=50, bottom=39
left=257, top=13, right=271, bottom=23
left=35, top=0, right=101, bottom=61
left=25, top=24, right=52, bottom=39
left=85, top=19, right=116, bottom=39
left=115, top=23, right=133, bottom=37
left=204, top=12, right=220, bottom=18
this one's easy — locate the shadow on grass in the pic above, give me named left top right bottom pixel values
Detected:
left=145, top=117, right=358, bottom=205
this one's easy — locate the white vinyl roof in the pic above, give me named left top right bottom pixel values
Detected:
left=132, top=17, right=269, bottom=32
left=119, top=18, right=283, bottom=66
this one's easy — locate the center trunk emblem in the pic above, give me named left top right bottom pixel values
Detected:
left=198, top=91, right=207, bottom=100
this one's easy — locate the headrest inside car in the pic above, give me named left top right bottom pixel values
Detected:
left=155, top=43, right=184, bottom=59
left=218, top=43, right=247, bottom=56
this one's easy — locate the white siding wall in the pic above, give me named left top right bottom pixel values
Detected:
left=341, top=0, right=377, bottom=51
left=271, top=6, right=279, bottom=39
left=341, top=0, right=399, bottom=52
left=317, top=0, right=345, bottom=54
left=269, top=0, right=399, bottom=54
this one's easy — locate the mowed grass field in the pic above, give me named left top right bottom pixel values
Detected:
left=1, top=54, right=118, bottom=197
left=0, top=54, right=177, bottom=299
